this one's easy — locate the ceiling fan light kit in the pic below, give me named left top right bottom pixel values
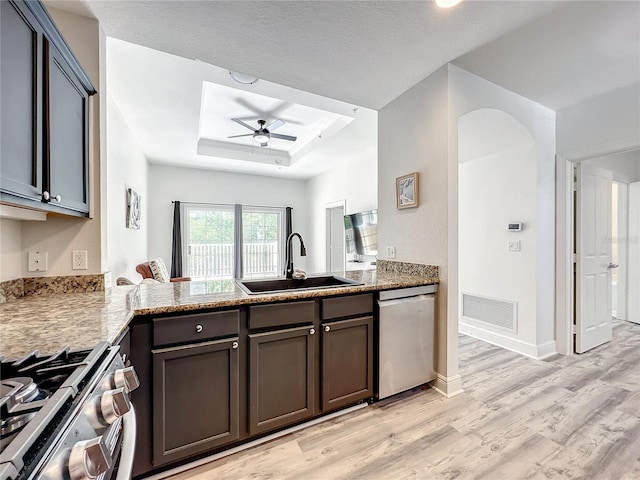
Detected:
left=435, top=0, right=463, bottom=8
left=228, top=118, right=298, bottom=148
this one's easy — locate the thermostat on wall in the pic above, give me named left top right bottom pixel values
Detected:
left=507, top=222, right=523, bottom=232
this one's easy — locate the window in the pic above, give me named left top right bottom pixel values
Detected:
left=183, top=204, right=286, bottom=281
left=242, top=207, right=285, bottom=279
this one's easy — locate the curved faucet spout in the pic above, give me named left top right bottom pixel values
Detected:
left=285, top=232, right=307, bottom=279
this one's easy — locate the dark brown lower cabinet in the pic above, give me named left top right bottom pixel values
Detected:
left=249, top=325, right=315, bottom=435
left=152, top=338, right=239, bottom=467
left=322, top=316, right=374, bottom=412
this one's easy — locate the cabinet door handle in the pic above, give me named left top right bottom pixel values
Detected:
left=309, top=328, right=315, bottom=335
left=324, top=325, right=331, bottom=332
left=53, top=194, right=61, bottom=202
left=232, top=341, right=238, bottom=349
left=42, top=191, right=50, bottom=202
left=195, top=324, right=203, bottom=333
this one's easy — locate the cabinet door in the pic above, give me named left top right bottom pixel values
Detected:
left=249, top=326, right=315, bottom=435
left=322, top=316, right=373, bottom=412
left=152, top=338, right=240, bottom=467
left=44, top=39, right=90, bottom=214
left=0, top=0, right=43, bottom=202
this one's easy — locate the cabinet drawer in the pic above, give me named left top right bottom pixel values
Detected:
left=249, top=301, right=315, bottom=329
left=322, top=294, right=374, bottom=320
left=153, top=310, right=239, bottom=347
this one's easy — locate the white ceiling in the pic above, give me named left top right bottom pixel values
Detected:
left=80, top=0, right=570, bottom=110
left=106, top=38, right=375, bottom=179
left=452, top=1, right=640, bottom=110
left=54, top=0, right=639, bottom=177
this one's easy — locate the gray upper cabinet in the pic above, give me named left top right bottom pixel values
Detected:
left=0, top=0, right=95, bottom=216
left=0, top=0, right=43, bottom=202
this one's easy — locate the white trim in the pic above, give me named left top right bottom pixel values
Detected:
left=555, top=156, right=575, bottom=356
left=460, top=322, right=557, bottom=360
left=325, top=199, right=346, bottom=272
left=431, top=373, right=463, bottom=398
left=146, top=403, right=368, bottom=479
left=0, top=204, right=47, bottom=221
left=556, top=144, right=640, bottom=357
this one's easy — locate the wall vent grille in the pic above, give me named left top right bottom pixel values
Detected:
left=461, top=293, right=517, bottom=332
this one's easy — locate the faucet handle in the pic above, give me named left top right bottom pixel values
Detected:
left=292, top=269, right=307, bottom=280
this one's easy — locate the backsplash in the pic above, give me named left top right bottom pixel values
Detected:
left=376, top=259, right=438, bottom=278
left=0, top=274, right=106, bottom=303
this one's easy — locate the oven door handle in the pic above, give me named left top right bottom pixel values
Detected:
left=116, top=406, right=136, bottom=480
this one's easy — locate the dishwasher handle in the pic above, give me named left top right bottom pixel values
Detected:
left=378, top=294, right=434, bottom=308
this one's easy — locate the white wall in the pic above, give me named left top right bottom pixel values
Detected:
left=557, top=84, right=640, bottom=160
left=147, top=165, right=309, bottom=279
left=106, top=96, right=149, bottom=281
left=378, top=66, right=457, bottom=388
left=584, top=150, right=640, bottom=183
left=19, top=7, right=103, bottom=277
left=450, top=65, right=556, bottom=359
left=629, top=182, right=640, bottom=324
left=0, top=220, right=23, bottom=282
left=305, top=109, right=377, bottom=273
left=459, top=109, right=538, bottom=354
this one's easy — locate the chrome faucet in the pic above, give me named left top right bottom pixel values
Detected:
left=285, top=232, right=307, bottom=279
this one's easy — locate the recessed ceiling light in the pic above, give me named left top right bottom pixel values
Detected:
left=435, top=0, right=463, bottom=8
left=229, top=71, right=259, bottom=85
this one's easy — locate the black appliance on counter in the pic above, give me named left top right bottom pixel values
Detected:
left=0, top=342, right=139, bottom=480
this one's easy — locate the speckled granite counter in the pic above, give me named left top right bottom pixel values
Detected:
left=0, top=269, right=438, bottom=359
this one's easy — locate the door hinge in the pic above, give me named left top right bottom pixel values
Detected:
left=187, top=245, right=191, bottom=255
left=571, top=324, right=576, bottom=335
left=572, top=253, right=578, bottom=263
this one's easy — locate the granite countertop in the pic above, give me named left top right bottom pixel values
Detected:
left=0, top=269, right=438, bottom=359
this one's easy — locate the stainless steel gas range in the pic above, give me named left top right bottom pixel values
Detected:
left=0, top=342, right=139, bottom=480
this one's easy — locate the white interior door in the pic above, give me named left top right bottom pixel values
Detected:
left=327, top=206, right=345, bottom=272
left=628, top=182, right=640, bottom=324
left=575, top=163, right=613, bottom=353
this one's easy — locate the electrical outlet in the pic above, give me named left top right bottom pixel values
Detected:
left=508, top=241, right=521, bottom=252
left=72, top=250, right=88, bottom=270
left=28, top=251, right=48, bottom=272
left=386, top=246, right=396, bottom=259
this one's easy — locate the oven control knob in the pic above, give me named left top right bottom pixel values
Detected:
left=100, top=387, right=131, bottom=424
left=113, top=366, right=140, bottom=393
left=68, top=436, right=112, bottom=480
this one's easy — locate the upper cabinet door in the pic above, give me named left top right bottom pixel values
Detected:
left=45, top=38, right=90, bottom=214
left=0, top=0, right=44, bottom=202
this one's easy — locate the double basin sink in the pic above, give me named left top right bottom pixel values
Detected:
left=237, top=275, right=363, bottom=295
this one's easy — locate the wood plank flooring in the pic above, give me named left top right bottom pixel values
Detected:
left=166, top=320, right=640, bottom=480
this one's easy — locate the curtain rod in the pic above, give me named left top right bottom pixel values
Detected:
left=171, top=201, right=292, bottom=210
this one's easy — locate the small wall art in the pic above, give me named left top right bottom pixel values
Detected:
left=396, top=172, right=419, bottom=209
left=126, top=188, right=141, bottom=229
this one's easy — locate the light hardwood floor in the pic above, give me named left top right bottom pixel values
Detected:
left=167, top=320, right=640, bottom=480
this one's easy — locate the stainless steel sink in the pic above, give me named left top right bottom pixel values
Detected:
left=236, top=275, right=363, bottom=295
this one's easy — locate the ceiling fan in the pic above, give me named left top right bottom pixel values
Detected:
left=228, top=118, right=297, bottom=147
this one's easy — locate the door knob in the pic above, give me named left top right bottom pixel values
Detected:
left=608, top=263, right=619, bottom=269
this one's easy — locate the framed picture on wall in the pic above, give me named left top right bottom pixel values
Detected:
left=396, top=172, right=419, bottom=209
left=126, top=188, right=141, bottom=229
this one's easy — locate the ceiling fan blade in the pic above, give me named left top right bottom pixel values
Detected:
left=227, top=134, right=253, bottom=138
left=266, top=119, right=285, bottom=131
left=270, top=133, right=297, bottom=142
left=231, top=118, right=256, bottom=132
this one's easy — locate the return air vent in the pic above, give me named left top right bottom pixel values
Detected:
left=461, top=293, right=517, bottom=332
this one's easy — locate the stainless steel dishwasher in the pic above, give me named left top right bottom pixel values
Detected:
left=378, top=284, right=437, bottom=399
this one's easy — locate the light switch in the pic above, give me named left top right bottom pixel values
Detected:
left=386, top=246, right=396, bottom=259
left=28, top=251, right=48, bottom=272
left=508, top=241, right=521, bottom=252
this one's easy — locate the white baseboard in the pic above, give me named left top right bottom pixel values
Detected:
left=460, top=322, right=557, bottom=360
left=432, top=373, right=464, bottom=398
